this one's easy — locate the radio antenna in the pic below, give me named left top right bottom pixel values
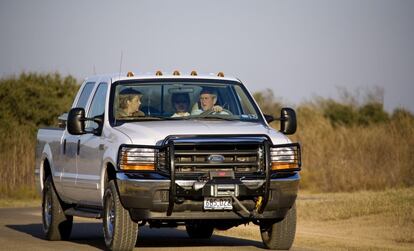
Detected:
left=118, top=51, right=123, bottom=78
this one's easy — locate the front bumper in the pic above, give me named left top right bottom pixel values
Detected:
left=116, top=172, right=300, bottom=221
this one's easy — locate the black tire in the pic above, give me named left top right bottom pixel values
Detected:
left=260, top=204, right=297, bottom=250
left=103, top=180, right=138, bottom=251
left=42, top=176, right=73, bottom=240
left=185, top=220, right=214, bottom=239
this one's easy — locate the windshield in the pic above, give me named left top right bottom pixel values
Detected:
left=110, top=81, right=261, bottom=124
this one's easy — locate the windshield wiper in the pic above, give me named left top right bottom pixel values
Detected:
left=117, top=116, right=162, bottom=121
left=118, top=116, right=192, bottom=121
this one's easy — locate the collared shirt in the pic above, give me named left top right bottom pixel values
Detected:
left=171, top=112, right=190, bottom=117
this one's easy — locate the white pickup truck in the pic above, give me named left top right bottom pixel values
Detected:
left=35, top=71, right=301, bottom=251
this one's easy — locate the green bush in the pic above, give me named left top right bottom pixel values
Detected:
left=358, top=102, right=389, bottom=125
left=0, top=72, right=79, bottom=130
left=0, top=73, right=79, bottom=198
left=317, top=99, right=390, bottom=127
left=392, top=108, right=414, bottom=121
left=322, top=100, right=358, bottom=126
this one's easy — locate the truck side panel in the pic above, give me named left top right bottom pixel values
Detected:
left=35, top=128, right=65, bottom=196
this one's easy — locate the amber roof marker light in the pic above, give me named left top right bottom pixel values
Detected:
left=217, top=72, right=224, bottom=77
left=173, top=70, right=180, bottom=76
left=190, top=70, right=198, bottom=76
left=155, top=70, right=163, bottom=76
left=127, top=71, right=134, bottom=77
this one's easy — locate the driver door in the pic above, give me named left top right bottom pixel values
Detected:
left=60, top=82, right=95, bottom=202
left=75, top=82, right=108, bottom=206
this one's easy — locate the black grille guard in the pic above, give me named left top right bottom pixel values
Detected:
left=163, top=134, right=300, bottom=216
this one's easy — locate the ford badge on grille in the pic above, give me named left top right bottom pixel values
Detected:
left=207, top=154, right=225, bottom=163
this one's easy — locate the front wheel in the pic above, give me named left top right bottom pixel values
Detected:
left=260, top=204, right=297, bottom=250
left=103, top=180, right=138, bottom=251
left=42, top=176, right=73, bottom=240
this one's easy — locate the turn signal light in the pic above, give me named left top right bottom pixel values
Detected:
left=120, top=163, right=155, bottom=171
left=271, top=162, right=298, bottom=171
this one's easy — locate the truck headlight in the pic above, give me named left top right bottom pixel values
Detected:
left=270, top=144, right=301, bottom=171
left=119, top=146, right=155, bottom=171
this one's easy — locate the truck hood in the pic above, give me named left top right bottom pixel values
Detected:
left=115, top=120, right=290, bottom=146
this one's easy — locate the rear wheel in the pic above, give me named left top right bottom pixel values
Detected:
left=260, top=204, right=297, bottom=250
left=42, top=176, right=73, bottom=240
left=185, top=220, right=214, bottom=239
left=103, top=180, right=138, bottom=251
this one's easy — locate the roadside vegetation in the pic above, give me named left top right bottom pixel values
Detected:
left=254, top=88, right=414, bottom=192
left=0, top=73, right=78, bottom=199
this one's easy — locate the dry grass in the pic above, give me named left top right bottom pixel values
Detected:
left=0, top=128, right=37, bottom=199
left=0, top=198, right=40, bottom=208
left=291, top=105, right=414, bottom=192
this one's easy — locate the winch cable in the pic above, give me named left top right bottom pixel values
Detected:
left=228, top=191, right=252, bottom=218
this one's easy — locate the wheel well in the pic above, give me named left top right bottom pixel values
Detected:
left=43, top=159, right=51, bottom=182
left=106, top=163, right=116, bottom=181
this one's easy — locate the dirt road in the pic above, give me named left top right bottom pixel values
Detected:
left=0, top=207, right=312, bottom=251
left=1, top=206, right=412, bottom=250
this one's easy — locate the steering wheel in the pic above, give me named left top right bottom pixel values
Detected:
left=200, top=109, right=233, bottom=116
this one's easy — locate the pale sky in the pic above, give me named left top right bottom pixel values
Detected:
left=1, top=0, right=414, bottom=112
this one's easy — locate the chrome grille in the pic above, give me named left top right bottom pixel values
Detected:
left=173, top=143, right=264, bottom=174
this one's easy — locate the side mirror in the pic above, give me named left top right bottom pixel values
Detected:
left=67, top=108, right=86, bottom=135
left=280, top=107, right=297, bottom=135
left=264, top=114, right=275, bottom=123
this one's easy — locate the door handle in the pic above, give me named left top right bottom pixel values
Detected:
left=77, top=139, right=80, bottom=155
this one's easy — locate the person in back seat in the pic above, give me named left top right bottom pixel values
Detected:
left=171, top=93, right=190, bottom=117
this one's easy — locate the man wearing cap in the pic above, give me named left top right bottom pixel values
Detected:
left=191, top=88, right=228, bottom=115
left=117, top=88, right=145, bottom=118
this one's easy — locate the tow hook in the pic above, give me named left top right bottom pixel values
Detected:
left=255, top=196, right=263, bottom=210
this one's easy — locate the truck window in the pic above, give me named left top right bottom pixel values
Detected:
left=76, top=82, right=95, bottom=109
left=86, top=82, right=108, bottom=129
left=112, top=81, right=261, bottom=123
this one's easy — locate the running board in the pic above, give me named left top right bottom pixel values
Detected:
left=65, top=207, right=102, bottom=219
